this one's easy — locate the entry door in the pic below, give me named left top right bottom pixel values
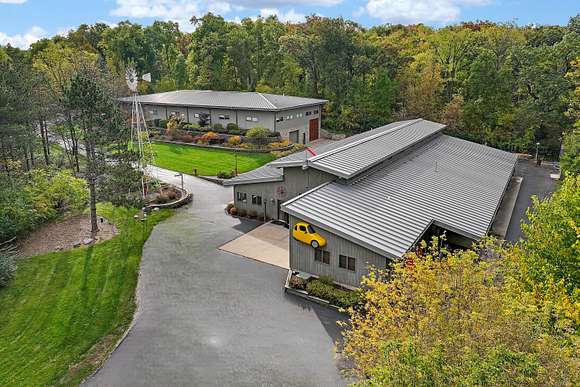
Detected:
left=289, top=130, right=299, bottom=143
left=309, top=118, right=319, bottom=141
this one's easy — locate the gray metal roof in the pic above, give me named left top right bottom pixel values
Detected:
left=223, top=163, right=283, bottom=186
left=225, top=119, right=442, bottom=186
left=282, top=135, right=517, bottom=258
left=270, top=119, right=445, bottom=179
left=119, top=90, right=327, bottom=112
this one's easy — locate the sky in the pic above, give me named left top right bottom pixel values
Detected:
left=0, top=0, right=578, bottom=49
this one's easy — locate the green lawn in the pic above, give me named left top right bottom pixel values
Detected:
left=0, top=204, right=172, bottom=386
left=152, top=142, right=275, bottom=176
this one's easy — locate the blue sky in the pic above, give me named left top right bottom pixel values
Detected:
left=1, top=0, right=578, bottom=48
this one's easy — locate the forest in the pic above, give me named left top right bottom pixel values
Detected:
left=1, top=13, right=578, bottom=160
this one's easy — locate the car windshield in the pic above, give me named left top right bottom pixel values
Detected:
left=307, top=225, right=315, bottom=234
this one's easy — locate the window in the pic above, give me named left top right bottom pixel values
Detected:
left=246, top=116, right=252, bottom=121
left=313, top=109, right=319, bottom=114
left=219, top=114, right=230, bottom=120
left=276, top=116, right=284, bottom=122
left=286, top=115, right=291, bottom=120
left=251, top=195, right=262, bottom=205
left=252, top=117, right=259, bottom=122
left=314, top=249, right=330, bottom=264
left=194, top=113, right=200, bottom=118
left=246, top=116, right=260, bottom=122
left=339, top=255, right=356, bottom=271
left=236, top=192, right=247, bottom=202
left=305, top=111, right=312, bottom=116
left=299, top=225, right=306, bottom=232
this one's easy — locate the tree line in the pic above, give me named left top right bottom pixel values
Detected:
left=9, top=12, right=578, bottom=158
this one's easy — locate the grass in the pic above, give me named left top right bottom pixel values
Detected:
left=151, top=141, right=275, bottom=176
left=0, top=204, right=173, bottom=386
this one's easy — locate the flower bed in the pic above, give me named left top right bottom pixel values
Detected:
left=287, top=273, right=362, bottom=309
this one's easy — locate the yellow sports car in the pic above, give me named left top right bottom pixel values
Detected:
left=292, top=222, right=326, bottom=249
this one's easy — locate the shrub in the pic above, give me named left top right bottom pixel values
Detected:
left=158, top=119, right=168, bottom=129
left=268, top=140, right=292, bottom=150
left=318, top=275, right=334, bottom=285
left=212, top=123, right=225, bottom=132
left=289, top=275, right=307, bottom=290
left=246, top=127, right=271, bottom=138
left=181, top=134, right=194, bottom=143
left=156, top=192, right=170, bottom=204
left=227, top=136, right=242, bottom=146
left=225, top=203, right=234, bottom=212
left=228, top=129, right=244, bottom=135
left=239, top=143, right=254, bottom=149
left=229, top=207, right=237, bottom=216
left=306, top=279, right=362, bottom=308
left=25, top=169, right=88, bottom=223
left=226, top=123, right=239, bottom=132
left=217, top=170, right=235, bottom=179
left=238, top=208, right=247, bottom=217
left=199, top=131, right=219, bottom=144
left=247, top=209, right=258, bottom=219
left=184, top=123, right=200, bottom=131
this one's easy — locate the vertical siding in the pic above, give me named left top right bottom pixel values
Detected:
left=232, top=166, right=336, bottom=220
left=275, top=105, right=323, bottom=143
left=289, top=215, right=388, bottom=287
left=237, top=110, right=276, bottom=131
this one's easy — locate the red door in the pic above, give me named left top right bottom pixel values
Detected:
left=309, top=118, right=319, bottom=141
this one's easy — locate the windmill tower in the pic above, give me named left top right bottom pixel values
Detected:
left=126, top=67, right=154, bottom=199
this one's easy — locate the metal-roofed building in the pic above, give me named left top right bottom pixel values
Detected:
left=224, top=119, right=519, bottom=287
left=119, top=90, right=328, bottom=143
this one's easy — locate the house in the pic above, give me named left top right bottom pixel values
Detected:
left=224, top=119, right=518, bottom=287
left=119, top=90, right=328, bottom=143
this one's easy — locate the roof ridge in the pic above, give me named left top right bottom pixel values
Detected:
left=257, top=92, right=278, bottom=109
left=308, top=119, right=423, bottom=164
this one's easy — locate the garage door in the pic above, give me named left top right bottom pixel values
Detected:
left=309, top=118, right=319, bottom=141
left=289, top=130, right=299, bottom=143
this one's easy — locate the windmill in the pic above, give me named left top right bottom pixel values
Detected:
left=126, top=67, right=154, bottom=199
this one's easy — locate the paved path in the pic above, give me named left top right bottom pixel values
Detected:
left=505, top=159, right=557, bottom=241
left=84, top=166, right=346, bottom=387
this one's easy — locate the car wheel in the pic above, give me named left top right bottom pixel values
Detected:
left=311, top=240, right=319, bottom=249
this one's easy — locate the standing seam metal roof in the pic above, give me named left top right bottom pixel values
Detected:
left=119, top=90, right=328, bottom=111
left=282, top=135, right=517, bottom=258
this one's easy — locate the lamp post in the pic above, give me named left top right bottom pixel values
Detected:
left=174, top=173, right=183, bottom=191
left=535, top=142, right=540, bottom=163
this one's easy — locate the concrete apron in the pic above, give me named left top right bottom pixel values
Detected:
left=219, top=222, right=290, bottom=269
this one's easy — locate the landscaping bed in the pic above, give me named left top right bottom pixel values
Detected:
left=0, top=204, right=173, bottom=386
left=285, top=272, right=362, bottom=310
left=17, top=214, right=117, bottom=257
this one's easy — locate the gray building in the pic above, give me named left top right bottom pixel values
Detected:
left=119, top=90, right=328, bottom=143
left=224, top=119, right=518, bottom=288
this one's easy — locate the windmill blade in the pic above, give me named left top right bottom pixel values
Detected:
left=125, top=67, right=138, bottom=92
left=141, top=73, right=151, bottom=83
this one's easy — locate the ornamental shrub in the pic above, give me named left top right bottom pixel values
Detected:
left=226, top=123, right=239, bottom=132
left=227, top=136, right=242, bottom=146
left=246, top=127, right=270, bottom=138
left=306, top=279, right=361, bottom=308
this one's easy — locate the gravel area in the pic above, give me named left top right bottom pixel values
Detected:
left=18, top=214, right=117, bottom=257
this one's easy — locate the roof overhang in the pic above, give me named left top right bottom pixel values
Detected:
left=222, top=175, right=284, bottom=186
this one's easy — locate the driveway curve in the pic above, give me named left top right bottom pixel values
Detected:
left=84, top=166, right=346, bottom=387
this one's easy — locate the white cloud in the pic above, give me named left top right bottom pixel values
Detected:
left=366, top=0, right=490, bottom=24
left=260, top=8, right=306, bottom=23
left=110, top=0, right=340, bottom=30
left=0, top=0, right=27, bottom=4
left=0, top=26, right=45, bottom=48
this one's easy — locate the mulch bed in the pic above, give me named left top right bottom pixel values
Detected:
left=17, top=214, right=117, bottom=257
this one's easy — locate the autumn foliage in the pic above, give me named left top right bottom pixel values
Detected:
left=343, top=174, right=580, bottom=387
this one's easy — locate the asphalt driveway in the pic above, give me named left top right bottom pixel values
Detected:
left=84, top=166, right=346, bottom=387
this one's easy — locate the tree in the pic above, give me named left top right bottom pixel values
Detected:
left=64, top=73, right=129, bottom=235
left=342, top=237, right=579, bottom=385
left=520, top=174, right=580, bottom=294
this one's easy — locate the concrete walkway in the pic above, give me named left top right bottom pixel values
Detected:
left=220, top=222, right=290, bottom=269
left=83, top=166, right=346, bottom=387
